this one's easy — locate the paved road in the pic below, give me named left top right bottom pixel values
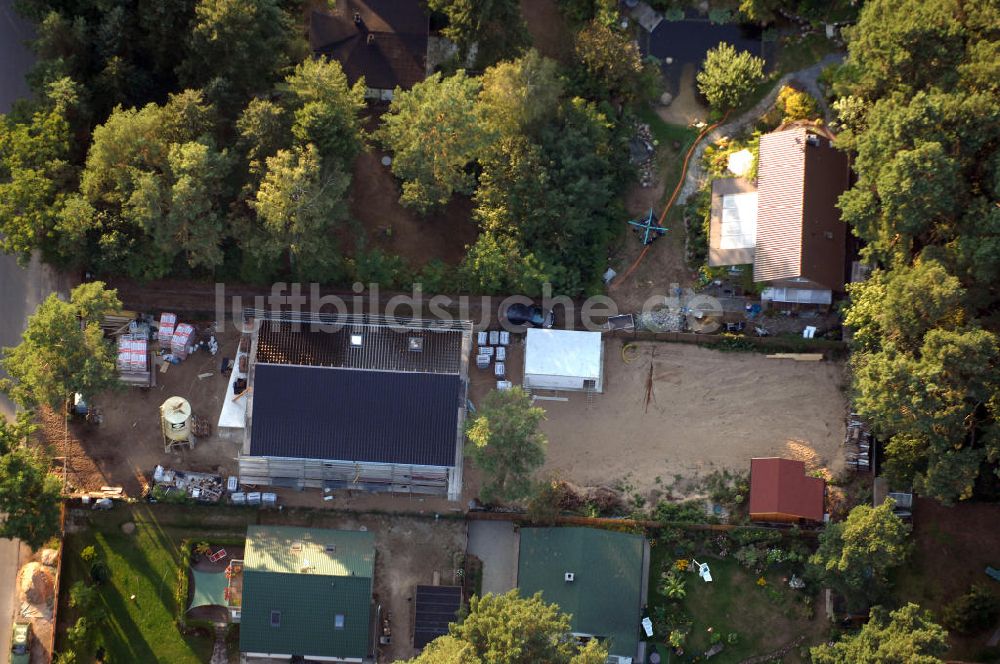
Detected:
left=0, top=0, right=41, bottom=657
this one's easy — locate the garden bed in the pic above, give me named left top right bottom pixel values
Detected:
left=646, top=529, right=828, bottom=663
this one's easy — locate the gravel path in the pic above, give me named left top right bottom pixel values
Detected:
left=677, top=53, right=845, bottom=205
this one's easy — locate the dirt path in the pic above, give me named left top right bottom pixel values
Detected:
left=677, top=53, right=844, bottom=205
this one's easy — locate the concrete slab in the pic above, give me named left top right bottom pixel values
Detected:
left=467, top=521, right=518, bottom=596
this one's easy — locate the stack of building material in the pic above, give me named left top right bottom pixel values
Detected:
left=171, top=323, right=195, bottom=360
left=116, top=335, right=148, bottom=372
left=158, top=313, right=177, bottom=345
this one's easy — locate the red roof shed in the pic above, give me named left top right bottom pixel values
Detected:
left=749, top=458, right=825, bottom=522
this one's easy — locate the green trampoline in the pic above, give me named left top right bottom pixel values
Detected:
left=188, top=569, right=229, bottom=612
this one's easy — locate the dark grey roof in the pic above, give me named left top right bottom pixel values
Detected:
left=249, top=364, right=462, bottom=467
left=309, top=0, right=428, bottom=91
left=255, top=319, right=463, bottom=375
left=414, top=585, right=463, bottom=648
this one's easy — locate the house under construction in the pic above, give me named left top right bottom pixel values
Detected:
left=237, top=310, right=472, bottom=500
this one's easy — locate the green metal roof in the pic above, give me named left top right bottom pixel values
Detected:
left=244, top=525, right=375, bottom=577
left=239, top=526, right=374, bottom=659
left=517, top=527, right=645, bottom=658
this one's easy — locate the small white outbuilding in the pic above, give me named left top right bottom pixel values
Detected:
left=523, top=328, right=604, bottom=393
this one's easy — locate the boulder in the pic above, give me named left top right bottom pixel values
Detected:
left=660, top=92, right=674, bottom=106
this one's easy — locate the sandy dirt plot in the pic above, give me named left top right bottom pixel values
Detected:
left=523, top=338, right=846, bottom=494
left=35, top=326, right=243, bottom=495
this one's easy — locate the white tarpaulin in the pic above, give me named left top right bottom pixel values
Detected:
left=524, top=329, right=604, bottom=392
left=720, top=192, right=758, bottom=250
left=727, top=148, right=754, bottom=176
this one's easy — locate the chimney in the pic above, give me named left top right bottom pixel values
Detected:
left=367, top=33, right=375, bottom=45
left=353, top=11, right=361, bottom=24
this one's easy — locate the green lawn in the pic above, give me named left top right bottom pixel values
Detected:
left=58, top=504, right=254, bottom=663
left=775, top=33, right=841, bottom=75
left=647, top=550, right=824, bottom=663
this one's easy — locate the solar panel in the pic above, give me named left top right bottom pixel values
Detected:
left=413, top=585, right=463, bottom=648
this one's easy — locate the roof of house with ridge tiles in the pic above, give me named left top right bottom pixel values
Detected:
left=239, top=526, right=375, bottom=659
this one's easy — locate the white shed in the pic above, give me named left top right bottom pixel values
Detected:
left=523, top=329, right=604, bottom=393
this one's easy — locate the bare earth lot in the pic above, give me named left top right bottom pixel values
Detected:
left=478, top=338, right=847, bottom=496
left=36, top=325, right=242, bottom=495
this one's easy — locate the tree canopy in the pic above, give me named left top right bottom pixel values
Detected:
left=465, top=387, right=547, bottom=504
left=77, top=90, right=230, bottom=279
left=245, top=144, right=349, bottom=283
left=836, top=0, right=1000, bottom=501
left=808, top=501, right=911, bottom=604
left=376, top=71, right=489, bottom=213
left=179, top=0, right=300, bottom=112
left=0, top=414, right=62, bottom=551
left=427, top=0, right=529, bottom=69
left=407, top=591, right=608, bottom=664
left=696, top=42, right=765, bottom=112
left=810, top=603, right=947, bottom=664
left=1, top=282, right=122, bottom=408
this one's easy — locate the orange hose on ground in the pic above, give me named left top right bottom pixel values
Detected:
left=611, top=110, right=731, bottom=291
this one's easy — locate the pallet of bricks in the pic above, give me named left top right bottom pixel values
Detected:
left=116, top=335, right=147, bottom=373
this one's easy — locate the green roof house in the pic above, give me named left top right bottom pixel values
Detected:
left=239, top=525, right=375, bottom=662
left=517, top=527, right=649, bottom=662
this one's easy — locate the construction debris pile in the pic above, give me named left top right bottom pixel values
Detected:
left=152, top=465, right=225, bottom=503
left=158, top=312, right=219, bottom=365
left=637, top=309, right=686, bottom=332
left=631, top=123, right=657, bottom=188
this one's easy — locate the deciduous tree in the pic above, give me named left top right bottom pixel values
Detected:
left=283, top=57, right=366, bottom=169
left=465, top=388, right=546, bottom=504
left=180, top=0, right=300, bottom=111
left=572, top=20, right=654, bottom=105
left=407, top=591, right=608, bottom=664
left=696, top=42, right=765, bottom=112
left=246, top=143, right=348, bottom=282
left=0, top=78, right=80, bottom=265
left=0, top=446, right=62, bottom=550
left=1, top=282, right=121, bottom=409
left=376, top=71, right=489, bottom=213
left=427, top=0, right=529, bottom=69
left=810, top=603, right=947, bottom=664
left=808, top=501, right=911, bottom=603
left=79, top=90, right=229, bottom=278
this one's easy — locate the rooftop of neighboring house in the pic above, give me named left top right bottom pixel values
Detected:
left=517, top=527, right=647, bottom=659
left=309, top=0, right=429, bottom=91
left=240, top=525, right=375, bottom=660
left=749, top=457, right=826, bottom=522
left=753, top=124, right=851, bottom=291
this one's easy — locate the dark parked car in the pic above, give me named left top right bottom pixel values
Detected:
left=502, top=303, right=555, bottom=329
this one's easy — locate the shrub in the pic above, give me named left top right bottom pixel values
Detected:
left=80, top=546, right=97, bottom=564
left=943, top=585, right=1000, bottom=634
left=776, top=85, right=819, bottom=122
left=89, top=560, right=110, bottom=584
left=654, top=499, right=707, bottom=524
